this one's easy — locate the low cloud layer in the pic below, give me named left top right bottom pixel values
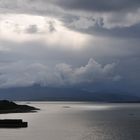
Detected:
left=0, top=58, right=120, bottom=88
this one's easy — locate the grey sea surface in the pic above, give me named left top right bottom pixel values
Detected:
left=0, top=102, right=140, bottom=140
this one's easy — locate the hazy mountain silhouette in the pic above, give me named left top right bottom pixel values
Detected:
left=0, top=85, right=139, bottom=102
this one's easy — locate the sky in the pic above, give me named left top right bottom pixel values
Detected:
left=0, top=0, right=140, bottom=95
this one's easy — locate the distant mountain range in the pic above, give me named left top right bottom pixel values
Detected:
left=0, top=85, right=139, bottom=102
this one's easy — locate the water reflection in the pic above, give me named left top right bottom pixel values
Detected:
left=0, top=102, right=140, bottom=140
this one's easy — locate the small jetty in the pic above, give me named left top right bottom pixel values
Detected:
left=0, top=119, right=28, bottom=128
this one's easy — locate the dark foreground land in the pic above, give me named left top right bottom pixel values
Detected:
left=0, top=119, right=28, bottom=128
left=0, top=100, right=39, bottom=114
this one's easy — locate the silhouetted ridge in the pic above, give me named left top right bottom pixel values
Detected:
left=0, top=100, right=39, bottom=113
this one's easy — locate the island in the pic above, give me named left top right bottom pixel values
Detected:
left=0, top=100, right=39, bottom=114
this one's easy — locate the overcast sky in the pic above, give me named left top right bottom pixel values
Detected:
left=0, top=0, right=139, bottom=94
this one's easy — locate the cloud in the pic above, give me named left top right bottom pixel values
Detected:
left=52, top=0, right=140, bottom=12
left=56, top=58, right=121, bottom=85
left=0, top=31, right=139, bottom=93
left=61, top=14, right=140, bottom=38
left=0, top=0, right=61, bottom=16
left=48, top=21, right=56, bottom=32
left=25, top=24, right=38, bottom=34
left=0, top=0, right=140, bottom=38
left=0, top=0, right=139, bottom=94
left=0, top=0, right=139, bottom=13
left=0, top=58, right=120, bottom=88
left=71, top=21, right=140, bottom=38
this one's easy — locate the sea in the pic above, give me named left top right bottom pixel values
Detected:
left=0, top=102, right=140, bottom=140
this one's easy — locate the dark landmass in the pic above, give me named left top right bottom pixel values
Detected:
left=107, top=101, right=140, bottom=103
left=0, top=100, right=39, bottom=114
left=0, top=85, right=140, bottom=103
left=0, top=119, right=28, bottom=128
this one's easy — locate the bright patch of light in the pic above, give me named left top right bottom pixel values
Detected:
left=0, top=14, right=90, bottom=50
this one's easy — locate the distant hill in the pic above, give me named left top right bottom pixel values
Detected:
left=0, top=85, right=139, bottom=102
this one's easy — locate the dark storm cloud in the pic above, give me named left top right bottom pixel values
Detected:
left=97, top=23, right=140, bottom=38
left=61, top=16, right=140, bottom=38
left=73, top=22, right=140, bottom=38
left=53, top=0, right=140, bottom=12
left=0, top=0, right=139, bottom=15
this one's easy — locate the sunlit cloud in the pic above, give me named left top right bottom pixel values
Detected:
left=0, top=14, right=90, bottom=50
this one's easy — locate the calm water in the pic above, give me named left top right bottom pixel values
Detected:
left=0, top=102, right=140, bottom=140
